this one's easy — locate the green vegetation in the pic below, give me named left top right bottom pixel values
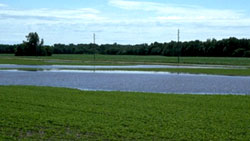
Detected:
left=0, top=86, right=249, bottom=140
left=1, top=54, right=250, bottom=66
left=15, top=32, right=52, bottom=56
left=1, top=37, right=250, bottom=57
left=1, top=54, right=249, bottom=76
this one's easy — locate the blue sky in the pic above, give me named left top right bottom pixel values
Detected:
left=0, top=0, right=250, bottom=45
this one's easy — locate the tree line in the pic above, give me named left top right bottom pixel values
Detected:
left=14, top=32, right=52, bottom=56
left=0, top=37, right=250, bottom=57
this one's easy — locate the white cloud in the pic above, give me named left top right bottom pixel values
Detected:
left=1, top=0, right=250, bottom=45
left=108, top=0, right=250, bottom=27
left=0, top=6, right=110, bottom=44
left=0, top=7, right=107, bottom=24
left=0, top=3, right=7, bottom=7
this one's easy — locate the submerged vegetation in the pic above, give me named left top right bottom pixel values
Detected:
left=89, top=68, right=250, bottom=76
left=0, top=86, right=249, bottom=140
left=1, top=54, right=250, bottom=76
left=1, top=67, right=250, bottom=76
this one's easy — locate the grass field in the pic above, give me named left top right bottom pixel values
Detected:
left=1, top=54, right=250, bottom=76
left=1, top=54, right=250, bottom=66
left=0, top=86, right=249, bottom=140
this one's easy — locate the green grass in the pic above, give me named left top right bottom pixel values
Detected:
left=1, top=54, right=250, bottom=66
left=1, top=54, right=250, bottom=76
left=0, top=86, right=249, bottom=140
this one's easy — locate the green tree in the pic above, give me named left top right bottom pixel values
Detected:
left=15, top=32, right=52, bottom=56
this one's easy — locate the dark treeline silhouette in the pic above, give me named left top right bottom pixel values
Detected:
left=14, top=32, right=52, bottom=56
left=0, top=44, right=17, bottom=54
left=1, top=37, right=250, bottom=57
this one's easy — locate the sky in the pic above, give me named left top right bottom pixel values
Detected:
left=0, top=0, right=250, bottom=45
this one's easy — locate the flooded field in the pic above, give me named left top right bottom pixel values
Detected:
left=0, top=64, right=248, bottom=69
left=0, top=69, right=249, bottom=95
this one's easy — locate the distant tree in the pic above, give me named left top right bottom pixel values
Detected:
left=14, top=44, right=26, bottom=56
left=244, top=50, right=250, bottom=57
left=15, top=32, right=52, bottom=56
left=1, top=36, right=246, bottom=57
left=232, top=48, right=246, bottom=57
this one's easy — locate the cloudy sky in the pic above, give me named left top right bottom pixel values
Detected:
left=0, top=0, right=250, bottom=45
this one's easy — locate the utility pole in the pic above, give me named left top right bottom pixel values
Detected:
left=93, top=33, right=96, bottom=62
left=177, top=29, right=180, bottom=64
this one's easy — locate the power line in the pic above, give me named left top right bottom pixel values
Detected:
left=178, top=29, right=180, bottom=43
left=177, top=29, right=180, bottom=64
left=93, top=33, right=96, bottom=67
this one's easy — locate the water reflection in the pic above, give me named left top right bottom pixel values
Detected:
left=0, top=64, right=248, bottom=69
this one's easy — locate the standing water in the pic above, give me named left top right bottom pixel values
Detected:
left=0, top=69, right=249, bottom=95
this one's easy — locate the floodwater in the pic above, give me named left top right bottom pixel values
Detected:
left=0, top=64, right=248, bottom=69
left=0, top=69, right=249, bottom=95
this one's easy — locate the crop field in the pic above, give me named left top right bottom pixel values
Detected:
left=0, top=86, right=249, bottom=140
left=1, top=54, right=250, bottom=76
left=1, top=54, right=250, bottom=66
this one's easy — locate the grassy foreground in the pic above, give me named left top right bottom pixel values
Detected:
left=1, top=54, right=250, bottom=66
left=0, top=86, right=249, bottom=140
